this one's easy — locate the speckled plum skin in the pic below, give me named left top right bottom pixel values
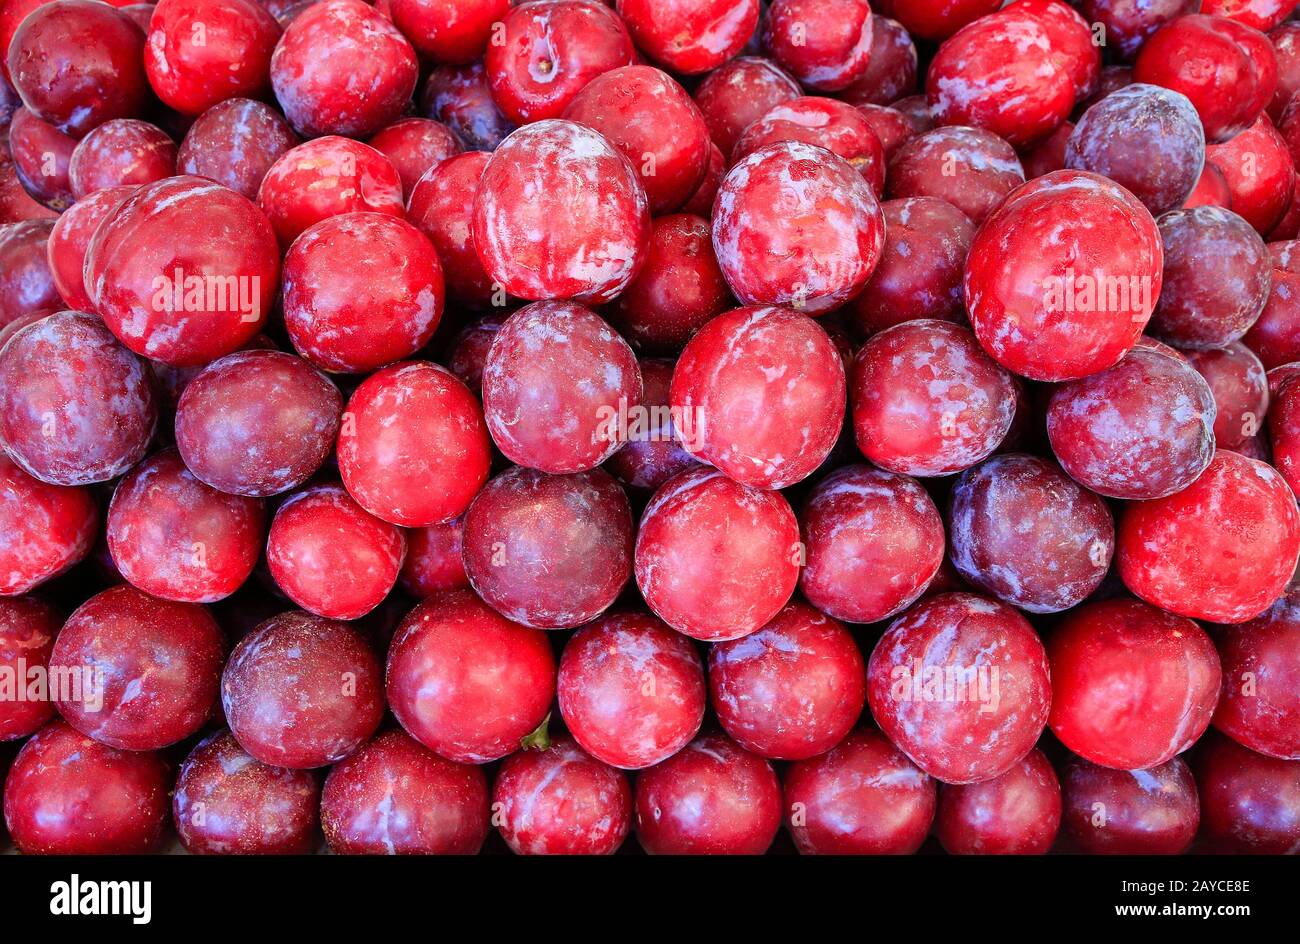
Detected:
left=257, top=137, right=404, bottom=247
left=1150, top=207, right=1272, bottom=348
left=45, top=186, right=134, bottom=311
left=760, top=0, right=873, bottom=93
left=6, top=0, right=148, bottom=138
left=493, top=735, right=632, bottom=855
left=733, top=97, right=886, bottom=197
left=1079, top=0, right=1200, bottom=60
left=175, top=349, right=342, bottom=498
left=635, top=466, right=799, bottom=642
left=473, top=120, right=649, bottom=304
left=799, top=464, right=944, bottom=624
left=692, top=56, right=802, bottom=158
left=366, top=117, right=462, bottom=199
left=634, top=731, right=781, bottom=855
left=563, top=65, right=711, bottom=215
left=1212, top=589, right=1300, bottom=759
left=462, top=467, right=631, bottom=630
left=0, top=454, right=96, bottom=596
left=616, top=0, right=757, bottom=75
left=406, top=151, right=493, bottom=308
left=0, top=597, right=58, bottom=738
left=144, top=0, right=281, bottom=116
left=222, top=611, right=384, bottom=769
left=849, top=197, right=974, bottom=336
left=338, top=362, right=490, bottom=528
left=0, top=219, right=58, bottom=323
left=385, top=589, right=556, bottom=765
left=420, top=61, right=515, bottom=152
left=270, top=0, right=417, bottom=138
left=321, top=729, right=489, bottom=855
left=885, top=126, right=1025, bottom=226
left=400, top=516, right=468, bottom=598
left=485, top=0, right=634, bottom=125
left=1046, top=345, right=1217, bottom=500
left=1195, top=729, right=1300, bottom=853
left=106, top=449, right=263, bottom=603
left=1245, top=267, right=1300, bottom=367
left=936, top=749, right=1061, bottom=855
left=283, top=212, right=444, bottom=375
left=1065, top=84, right=1205, bottom=217
left=267, top=484, right=406, bottom=621
left=851, top=320, right=1016, bottom=477
left=950, top=454, right=1114, bottom=614
left=1006, top=0, right=1103, bottom=100
left=177, top=98, right=299, bottom=200
left=481, top=300, right=642, bottom=473
left=389, top=0, right=508, bottom=64
left=964, top=170, right=1163, bottom=382
left=1185, top=342, right=1270, bottom=450
left=86, top=176, right=280, bottom=367
left=670, top=306, right=845, bottom=490
left=557, top=611, right=705, bottom=770
left=713, top=141, right=885, bottom=314
left=174, top=730, right=320, bottom=855
left=7, top=108, right=75, bottom=211
left=0, top=310, right=157, bottom=486
left=1118, top=449, right=1300, bottom=623
left=1207, top=0, right=1296, bottom=30
left=709, top=602, right=865, bottom=761
left=784, top=728, right=936, bottom=855
left=50, top=583, right=224, bottom=751
left=867, top=592, right=1052, bottom=785
left=606, top=358, right=702, bottom=493
left=1061, top=756, right=1200, bottom=855
left=2, top=720, right=169, bottom=855
left=1048, top=598, right=1221, bottom=771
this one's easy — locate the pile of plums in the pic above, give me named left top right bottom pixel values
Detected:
left=3, top=0, right=1300, bottom=857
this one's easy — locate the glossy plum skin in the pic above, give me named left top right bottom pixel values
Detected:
left=321, top=729, right=489, bottom=855
left=2, top=720, right=169, bottom=855
left=784, top=728, right=936, bottom=855
left=1149, top=206, right=1272, bottom=348
left=485, top=0, right=635, bottom=125
left=1046, top=345, right=1217, bottom=500
left=406, top=151, right=494, bottom=309
left=221, top=611, right=384, bottom=769
left=1270, top=373, right=1300, bottom=503
left=493, top=735, right=632, bottom=856
left=144, top=0, right=282, bottom=116
left=1195, top=730, right=1300, bottom=853
left=885, top=126, right=1025, bottom=226
left=856, top=104, right=921, bottom=163
left=0, top=454, right=96, bottom=596
left=634, top=467, right=800, bottom=642
left=6, top=107, right=75, bottom=211
left=1061, top=756, right=1200, bottom=855
left=964, top=170, right=1164, bottom=382
left=616, top=0, right=757, bottom=75
left=557, top=611, right=706, bottom=770
left=473, top=120, right=649, bottom=304
left=257, top=137, right=404, bottom=247
left=338, top=362, right=490, bottom=527
left=1065, top=84, right=1205, bottom=217
left=106, top=449, right=263, bottom=603
left=692, top=56, right=801, bottom=158
left=1049, top=598, right=1222, bottom=771
left=86, top=176, right=280, bottom=367
left=399, top=516, right=468, bottom=598
left=0, top=597, right=59, bottom=739
left=709, top=602, right=865, bottom=761
left=0, top=310, right=157, bottom=486
left=838, top=16, right=918, bottom=105
left=799, top=464, right=944, bottom=624
left=1211, top=114, right=1295, bottom=234
left=1212, top=589, right=1300, bottom=759
left=1, top=219, right=59, bottom=324
left=175, top=349, right=342, bottom=498
left=936, top=750, right=1062, bottom=855
left=283, top=212, right=444, bottom=375
left=606, top=358, right=701, bottom=494
left=173, top=730, right=320, bottom=855
left=420, top=61, right=515, bottom=152
left=1245, top=267, right=1300, bottom=367
left=634, top=731, right=782, bottom=855
left=462, top=467, right=631, bottom=630
left=266, top=484, right=406, bottom=621
left=446, top=312, right=506, bottom=394
left=733, top=97, right=886, bottom=197
left=177, top=98, right=299, bottom=200
left=848, top=197, right=974, bottom=336
left=1118, top=449, right=1300, bottom=623
left=481, top=300, right=642, bottom=473
left=713, top=141, right=885, bottom=314
left=367, top=117, right=462, bottom=199
left=760, top=0, right=873, bottom=93
left=6, top=0, right=148, bottom=138
left=1185, top=342, right=1270, bottom=449
left=270, top=0, right=418, bottom=138
left=385, top=589, right=556, bottom=765
left=889, top=0, right=999, bottom=42
left=389, top=0, right=507, bottom=64
left=851, top=320, right=1016, bottom=477
left=45, top=186, right=134, bottom=311
left=1078, top=0, right=1200, bottom=60
left=563, top=65, right=711, bottom=215
left=671, top=306, right=845, bottom=490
